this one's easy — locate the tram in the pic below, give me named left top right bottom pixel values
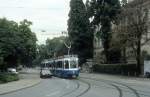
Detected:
left=41, top=55, right=80, bottom=78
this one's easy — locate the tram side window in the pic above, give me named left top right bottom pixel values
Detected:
left=49, top=62, right=52, bottom=68
left=58, top=61, right=60, bottom=68
left=55, top=61, right=57, bottom=68
left=57, top=61, right=62, bottom=68
left=55, top=61, right=58, bottom=68
left=54, top=61, right=56, bottom=68
left=57, top=61, right=59, bottom=68
left=56, top=61, right=59, bottom=68
left=46, top=63, right=48, bottom=68
left=65, top=61, right=69, bottom=69
left=60, top=61, right=62, bottom=68
left=47, top=63, right=49, bottom=68
left=51, top=62, right=54, bottom=68
left=58, top=61, right=61, bottom=68
left=40, top=63, right=44, bottom=68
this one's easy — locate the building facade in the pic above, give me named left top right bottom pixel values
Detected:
left=93, top=0, right=150, bottom=65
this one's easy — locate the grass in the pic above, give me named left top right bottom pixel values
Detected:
left=0, top=73, right=19, bottom=83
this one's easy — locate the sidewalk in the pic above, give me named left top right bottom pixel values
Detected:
left=0, top=69, right=41, bottom=95
left=0, top=78, right=41, bottom=95
left=80, top=73, right=150, bottom=86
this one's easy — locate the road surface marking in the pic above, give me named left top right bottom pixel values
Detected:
left=46, top=91, right=60, bottom=97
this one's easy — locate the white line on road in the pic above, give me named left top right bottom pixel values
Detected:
left=46, top=91, right=60, bottom=97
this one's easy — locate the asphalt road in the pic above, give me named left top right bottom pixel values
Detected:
left=1, top=69, right=150, bottom=97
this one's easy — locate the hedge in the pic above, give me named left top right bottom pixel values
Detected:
left=93, top=64, right=137, bottom=76
left=0, top=73, right=19, bottom=83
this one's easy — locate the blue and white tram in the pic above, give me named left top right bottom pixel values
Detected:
left=49, top=55, right=79, bottom=78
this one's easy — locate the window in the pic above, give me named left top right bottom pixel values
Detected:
left=64, top=61, right=69, bottom=69
left=58, top=61, right=62, bottom=68
left=70, top=60, right=77, bottom=68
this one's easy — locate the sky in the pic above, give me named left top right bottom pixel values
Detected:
left=0, top=0, right=82, bottom=44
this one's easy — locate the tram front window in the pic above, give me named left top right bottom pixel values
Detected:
left=70, top=60, right=77, bottom=68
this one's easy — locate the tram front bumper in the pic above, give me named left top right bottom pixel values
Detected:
left=63, top=70, right=79, bottom=77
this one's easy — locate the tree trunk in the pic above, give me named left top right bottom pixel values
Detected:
left=103, top=38, right=110, bottom=64
left=123, top=46, right=126, bottom=63
left=102, top=21, right=111, bottom=64
left=136, top=37, right=141, bottom=76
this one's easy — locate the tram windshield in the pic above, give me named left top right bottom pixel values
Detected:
left=70, top=60, right=77, bottom=68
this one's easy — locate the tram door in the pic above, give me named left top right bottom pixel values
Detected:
left=64, top=60, right=69, bottom=69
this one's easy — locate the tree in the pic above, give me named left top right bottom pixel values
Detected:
left=35, top=36, right=68, bottom=66
left=38, top=44, right=49, bottom=59
left=130, top=0, right=149, bottom=75
left=68, top=0, right=93, bottom=65
left=88, top=0, right=121, bottom=63
left=0, top=18, right=37, bottom=70
left=18, top=19, right=37, bottom=67
left=121, top=0, right=127, bottom=6
left=46, top=36, right=68, bottom=57
left=113, top=0, right=149, bottom=75
left=0, top=18, right=21, bottom=70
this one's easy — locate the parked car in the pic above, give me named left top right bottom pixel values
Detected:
left=40, top=69, right=52, bottom=78
left=145, top=72, right=150, bottom=78
left=8, top=68, right=18, bottom=74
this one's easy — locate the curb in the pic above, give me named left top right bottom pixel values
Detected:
left=0, top=79, right=41, bottom=95
left=84, top=73, right=150, bottom=81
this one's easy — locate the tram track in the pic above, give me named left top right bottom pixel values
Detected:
left=76, top=79, right=91, bottom=97
left=79, top=78, right=123, bottom=97
left=55, top=76, right=148, bottom=97
left=60, top=80, right=80, bottom=97
left=109, top=83, right=123, bottom=97
left=80, top=76, right=141, bottom=97
left=59, top=79, right=91, bottom=97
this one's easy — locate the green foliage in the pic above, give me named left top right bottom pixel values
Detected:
left=121, top=0, right=127, bottom=6
left=115, top=1, right=149, bottom=75
left=18, top=19, right=37, bottom=66
left=68, top=0, right=93, bottom=64
left=0, top=73, right=19, bottom=83
left=0, top=18, right=37, bottom=70
left=108, top=48, right=121, bottom=63
left=93, top=64, right=137, bottom=75
left=46, top=36, right=67, bottom=57
left=89, top=0, right=121, bottom=63
left=34, top=36, right=68, bottom=65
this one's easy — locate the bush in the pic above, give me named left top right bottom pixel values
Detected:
left=93, top=64, right=137, bottom=76
left=0, top=73, right=19, bottom=83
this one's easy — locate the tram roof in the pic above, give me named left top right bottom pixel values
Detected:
left=41, top=59, right=54, bottom=63
left=57, top=55, right=78, bottom=59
